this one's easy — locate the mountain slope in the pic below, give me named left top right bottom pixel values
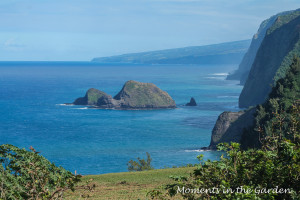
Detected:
left=239, top=13, right=300, bottom=108
left=92, top=40, right=250, bottom=65
left=227, top=9, right=300, bottom=85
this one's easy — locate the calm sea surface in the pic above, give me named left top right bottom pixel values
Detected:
left=0, top=62, right=242, bottom=174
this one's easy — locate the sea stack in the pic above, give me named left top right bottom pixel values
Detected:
left=73, top=80, right=176, bottom=110
left=186, top=97, right=197, bottom=106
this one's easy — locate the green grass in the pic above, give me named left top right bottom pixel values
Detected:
left=65, top=167, right=195, bottom=200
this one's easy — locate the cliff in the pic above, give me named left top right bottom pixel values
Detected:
left=73, top=80, right=176, bottom=110
left=209, top=108, right=255, bottom=149
left=227, top=9, right=300, bottom=85
left=239, top=13, right=300, bottom=108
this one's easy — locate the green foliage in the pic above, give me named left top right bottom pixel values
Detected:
left=0, top=144, right=92, bottom=200
left=152, top=58, right=300, bottom=200
left=127, top=152, right=153, bottom=172
left=267, top=10, right=300, bottom=35
left=152, top=138, right=299, bottom=199
left=242, top=56, right=300, bottom=149
left=274, top=41, right=300, bottom=82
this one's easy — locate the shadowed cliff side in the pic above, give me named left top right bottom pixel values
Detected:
left=239, top=14, right=300, bottom=108
left=209, top=108, right=255, bottom=149
left=227, top=9, right=300, bottom=85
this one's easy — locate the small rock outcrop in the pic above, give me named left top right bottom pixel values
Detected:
left=73, top=88, right=110, bottom=105
left=208, top=108, right=255, bottom=149
left=73, top=80, right=176, bottom=110
left=186, top=97, right=197, bottom=106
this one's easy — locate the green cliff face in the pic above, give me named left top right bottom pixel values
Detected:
left=227, top=9, right=300, bottom=85
left=209, top=57, right=300, bottom=149
left=239, top=13, right=300, bottom=108
left=241, top=57, right=300, bottom=149
left=113, top=80, right=176, bottom=109
left=73, top=81, right=176, bottom=109
left=73, top=88, right=110, bottom=105
left=213, top=10, right=300, bottom=149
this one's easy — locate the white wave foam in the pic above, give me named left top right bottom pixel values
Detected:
left=209, top=73, right=228, bottom=76
left=56, top=104, right=74, bottom=106
left=73, top=107, right=88, bottom=110
left=217, top=96, right=239, bottom=98
left=184, top=149, right=211, bottom=152
left=205, top=76, right=225, bottom=80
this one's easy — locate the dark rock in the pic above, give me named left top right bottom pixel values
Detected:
left=97, top=95, right=120, bottom=108
left=186, top=97, right=197, bottom=106
left=208, top=108, right=255, bottom=150
left=200, top=147, right=209, bottom=151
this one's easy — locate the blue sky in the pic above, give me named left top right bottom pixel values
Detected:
left=0, top=0, right=299, bottom=61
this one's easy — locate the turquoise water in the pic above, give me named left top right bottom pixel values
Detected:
left=0, top=62, right=242, bottom=174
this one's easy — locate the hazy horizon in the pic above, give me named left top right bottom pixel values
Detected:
left=0, top=0, right=299, bottom=61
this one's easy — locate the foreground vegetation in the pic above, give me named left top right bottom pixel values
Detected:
left=0, top=144, right=89, bottom=199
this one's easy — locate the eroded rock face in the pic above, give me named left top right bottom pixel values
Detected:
left=72, top=80, right=176, bottom=110
left=186, top=97, right=197, bottom=106
left=208, top=108, right=255, bottom=149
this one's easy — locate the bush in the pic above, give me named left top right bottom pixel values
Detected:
left=0, top=144, right=93, bottom=200
left=127, top=152, right=153, bottom=172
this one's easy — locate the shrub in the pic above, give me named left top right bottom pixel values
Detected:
left=127, top=152, right=153, bottom=172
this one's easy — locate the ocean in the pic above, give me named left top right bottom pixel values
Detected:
left=0, top=62, right=242, bottom=175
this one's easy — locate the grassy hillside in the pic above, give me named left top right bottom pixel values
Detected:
left=92, top=40, right=250, bottom=65
left=65, top=167, right=194, bottom=199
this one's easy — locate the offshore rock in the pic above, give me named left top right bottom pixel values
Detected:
left=73, top=80, right=176, bottom=110
left=186, top=97, right=197, bottom=106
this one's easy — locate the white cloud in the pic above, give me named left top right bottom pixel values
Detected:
left=3, top=38, right=26, bottom=51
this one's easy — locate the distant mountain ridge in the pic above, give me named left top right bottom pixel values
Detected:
left=92, top=40, right=251, bottom=65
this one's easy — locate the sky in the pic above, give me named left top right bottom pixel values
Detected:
left=0, top=0, right=299, bottom=61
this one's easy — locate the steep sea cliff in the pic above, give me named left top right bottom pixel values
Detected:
left=209, top=9, right=300, bottom=149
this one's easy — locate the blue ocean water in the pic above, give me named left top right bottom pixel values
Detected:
left=0, top=62, right=242, bottom=175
